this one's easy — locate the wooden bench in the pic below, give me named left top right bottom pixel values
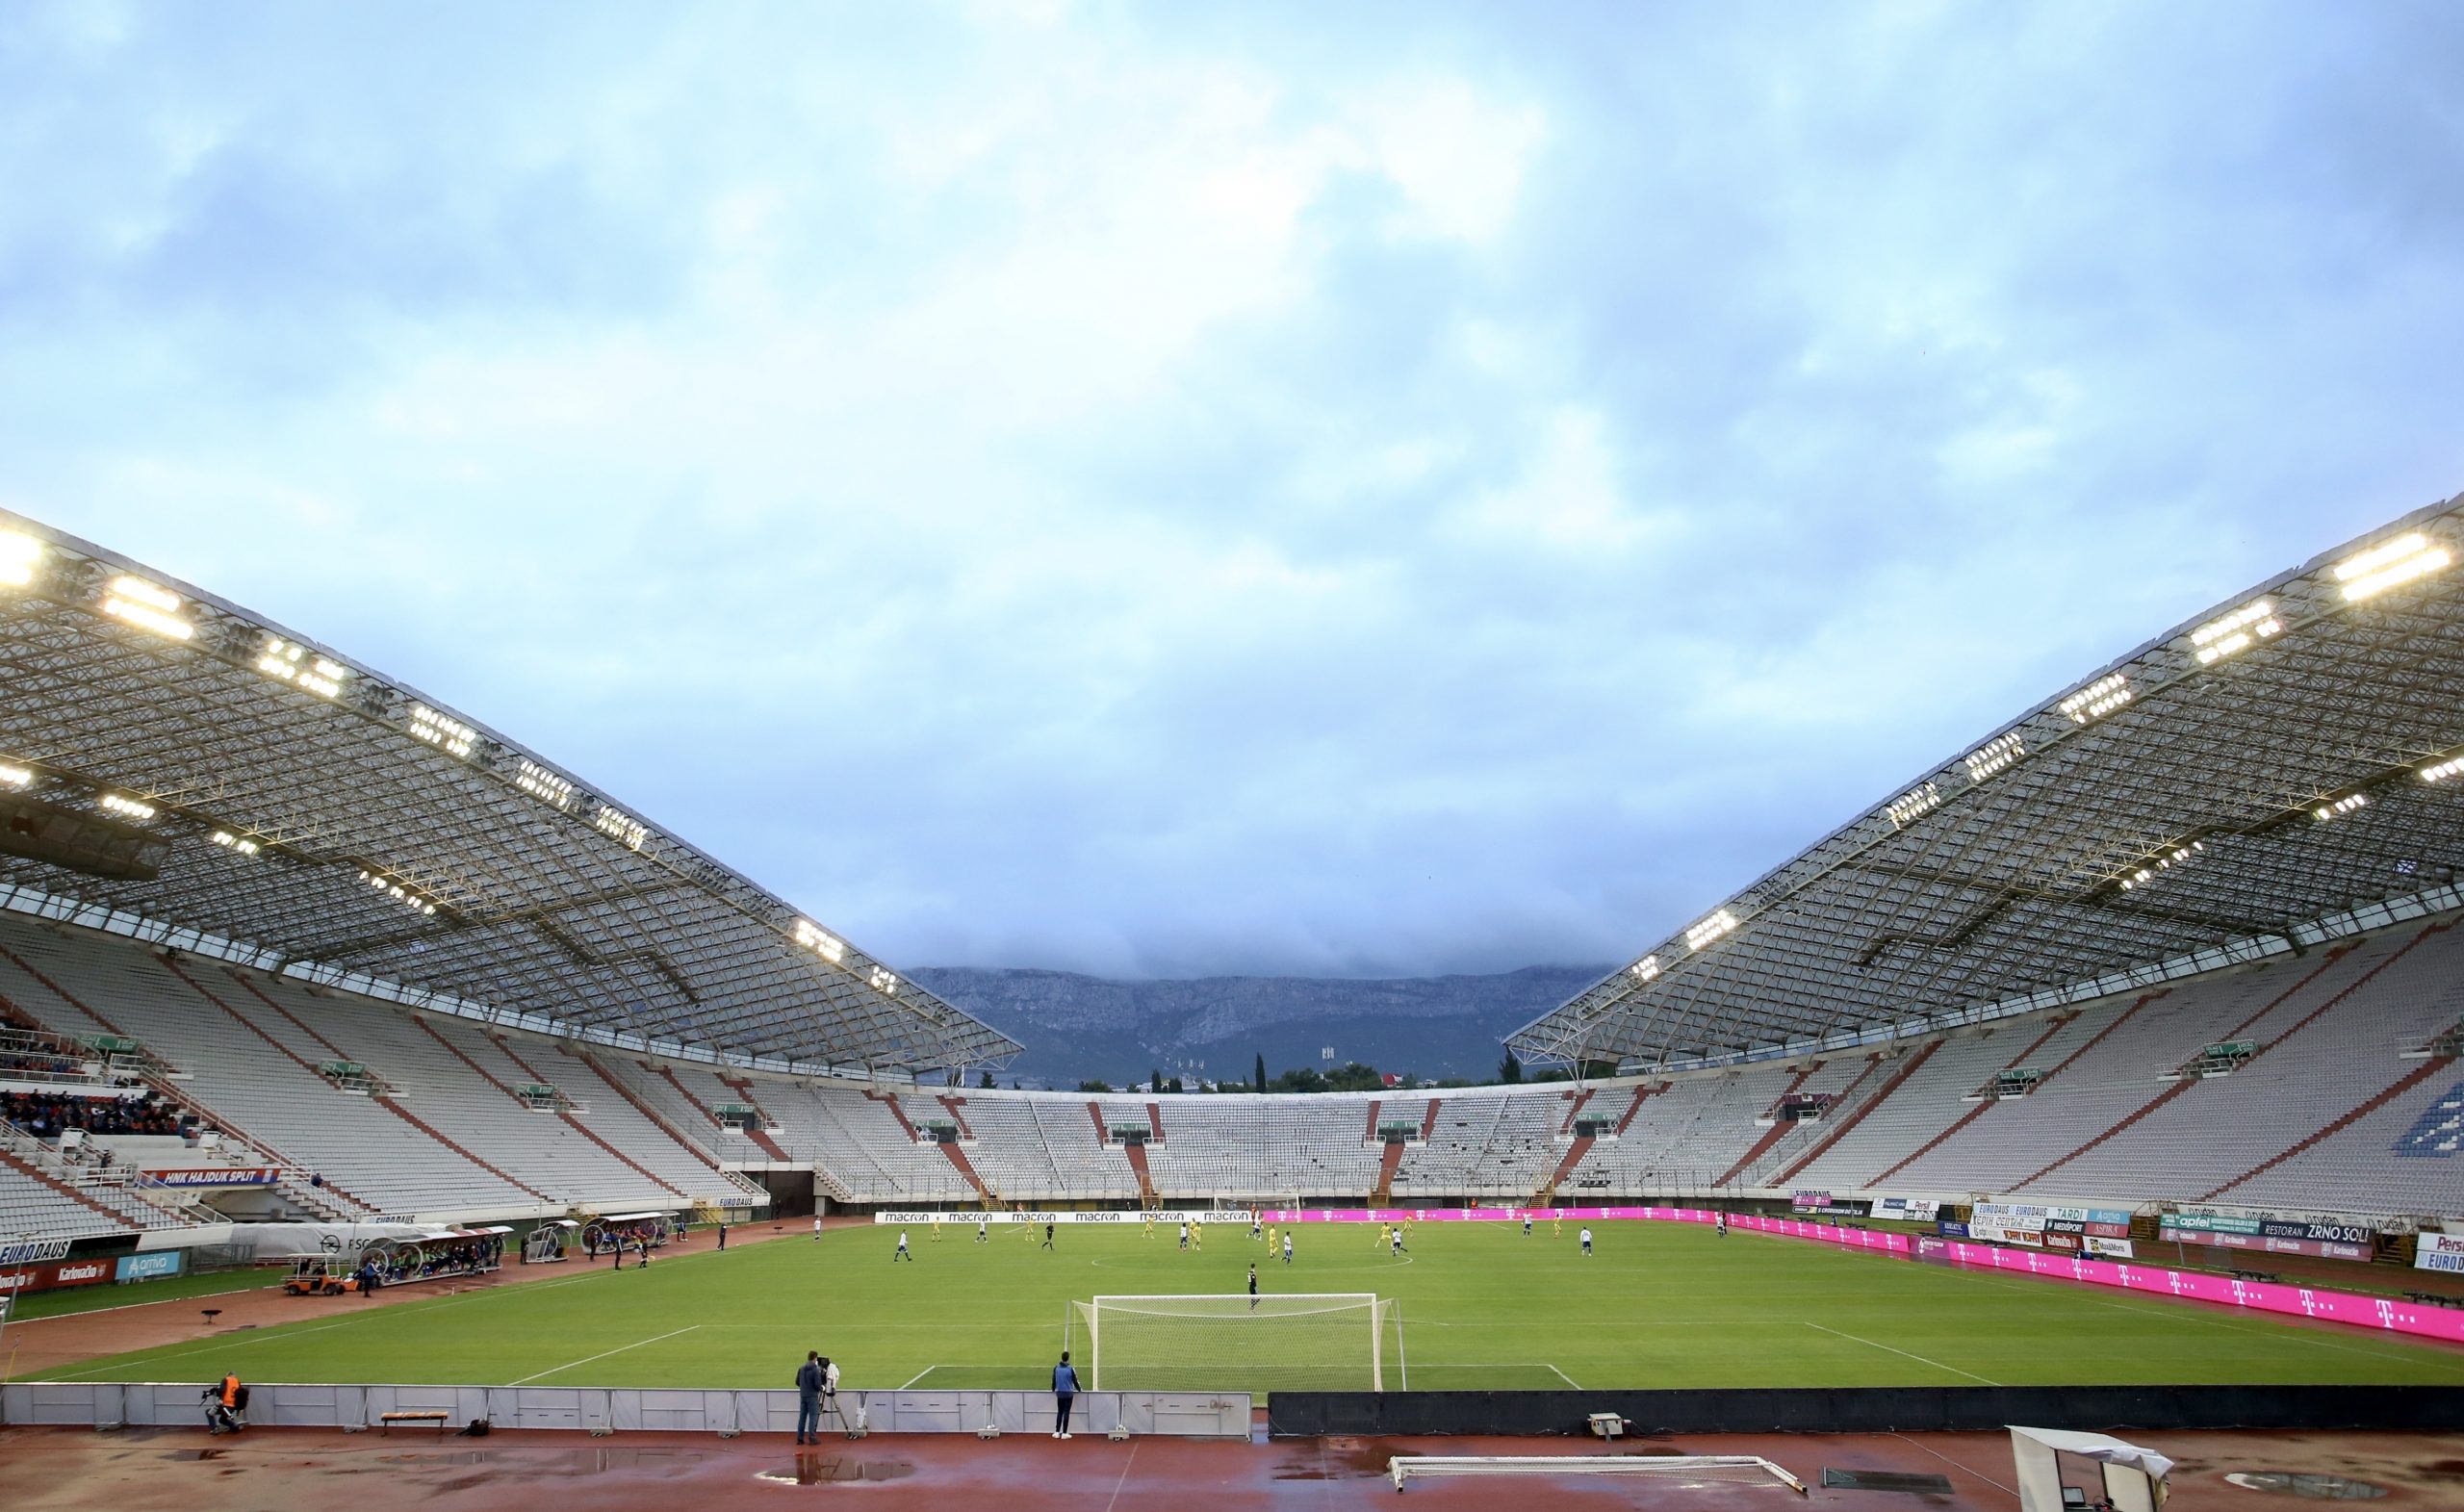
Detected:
left=378, top=1410, right=451, bottom=1435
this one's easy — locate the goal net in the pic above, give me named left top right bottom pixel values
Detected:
left=1072, top=1294, right=1401, bottom=1392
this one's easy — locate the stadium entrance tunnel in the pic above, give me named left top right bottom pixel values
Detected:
left=1263, top=1385, right=2464, bottom=1439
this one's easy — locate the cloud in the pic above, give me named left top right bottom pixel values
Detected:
left=1, top=1, right=2459, bottom=982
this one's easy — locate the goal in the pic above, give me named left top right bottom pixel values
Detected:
left=1071, top=1294, right=1401, bottom=1392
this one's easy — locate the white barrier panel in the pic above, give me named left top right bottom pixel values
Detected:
left=1, top=1382, right=1250, bottom=1438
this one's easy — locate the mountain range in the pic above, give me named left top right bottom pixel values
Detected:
left=906, top=964, right=1612, bottom=1088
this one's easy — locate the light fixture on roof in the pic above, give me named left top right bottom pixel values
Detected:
left=1885, top=782, right=1940, bottom=828
left=2335, top=531, right=2451, bottom=602
left=256, top=637, right=348, bottom=699
left=0, top=530, right=42, bottom=587
left=2191, top=600, right=2283, bottom=665
left=2421, top=756, right=2464, bottom=784
left=0, top=762, right=31, bottom=790
left=1684, top=909, right=1739, bottom=951
left=210, top=830, right=262, bottom=857
left=100, top=577, right=193, bottom=641
left=792, top=919, right=846, bottom=963
left=99, top=793, right=156, bottom=821
left=514, top=758, right=575, bottom=810
left=1964, top=732, right=2024, bottom=784
left=407, top=704, right=475, bottom=758
left=869, top=966, right=900, bottom=995
left=2058, top=673, right=2131, bottom=725
left=2117, top=839, right=2205, bottom=891
left=1629, top=954, right=1660, bottom=983
left=2314, top=793, right=2369, bottom=822
left=594, top=804, right=648, bottom=850
left=357, top=868, right=440, bottom=915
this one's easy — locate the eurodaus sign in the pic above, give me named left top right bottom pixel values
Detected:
left=2417, top=1231, right=2464, bottom=1274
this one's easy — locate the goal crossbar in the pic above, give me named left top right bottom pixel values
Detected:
left=1080, top=1294, right=1395, bottom=1392
left=1390, top=1455, right=1809, bottom=1496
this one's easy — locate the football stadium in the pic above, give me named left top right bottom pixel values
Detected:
left=2, top=496, right=2462, bottom=1510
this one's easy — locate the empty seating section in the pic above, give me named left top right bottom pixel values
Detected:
left=1787, top=1030, right=2030, bottom=1192
left=4, top=910, right=2464, bottom=1243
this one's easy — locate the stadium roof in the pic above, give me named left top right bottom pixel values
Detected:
left=0, top=512, right=1020, bottom=1079
left=1512, top=493, right=2464, bottom=1075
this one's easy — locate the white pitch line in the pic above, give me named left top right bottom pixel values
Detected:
left=508, top=1324, right=701, bottom=1386
left=1542, top=1362, right=1581, bottom=1389
left=1806, top=1322, right=2001, bottom=1385
left=899, top=1365, right=937, bottom=1388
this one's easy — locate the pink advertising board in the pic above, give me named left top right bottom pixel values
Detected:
left=1258, top=1205, right=2464, bottom=1347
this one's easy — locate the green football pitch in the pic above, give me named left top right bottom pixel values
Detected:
left=38, top=1221, right=2464, bottom=1394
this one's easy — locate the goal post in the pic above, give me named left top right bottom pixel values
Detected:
left=1075, top=1294, right=1400, bottom=1392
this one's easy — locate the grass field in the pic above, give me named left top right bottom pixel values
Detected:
left=33, top=1220, right=2464, bottom=1394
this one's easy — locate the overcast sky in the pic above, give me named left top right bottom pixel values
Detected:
left=3, top=3, right=2459, bottom=980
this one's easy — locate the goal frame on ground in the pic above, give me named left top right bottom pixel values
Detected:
left=1077, top=1293, right=1399, bottom=1392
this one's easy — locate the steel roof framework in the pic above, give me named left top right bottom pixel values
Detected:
left=1511, top=495, right=2464, bottom=1073
left=0, top=514, right=1019, bottom=1078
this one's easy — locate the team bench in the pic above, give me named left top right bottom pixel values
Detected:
left=377, top=1410, right=451, bottom=1435
left=2228, top=1269, right=2284, bottom=1284
left=2403, top=1290, right=2463, bottom=1309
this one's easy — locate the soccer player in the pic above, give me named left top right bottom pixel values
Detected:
left=977, top=1217, right=989, bottom=1244
left=1247, top=1263, right=1260, bottom=1311
left=1041, top=1222, right=1056, bottom=1250
left=1579, top=1225, right=1593, bottom=1257
left=1178, top=1220, right=1189, bottom=1251
left=1051, top=1350, right=1081, bottom=1438
left=893, top=1229, right=912, bottom=1262
left=1281, top=1231, right=1294, bottom=1266
left=812, top=1215, right=824, bottom=1243
left=1193, top=1222, right=1203, bottom=1252
left=1390, top=1225, right=1407, bottom=1257
left=1142, top=1213, right=1156, bottom=1240
left=1249, top=1215, right=1262, bottom=1243
left=1715, top=1212, right=1729, bottom=1238
left=1522, top=1213, right=1532, bottom=1238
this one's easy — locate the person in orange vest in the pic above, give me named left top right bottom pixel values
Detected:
left=205, top=1372, right=246, bottom=1433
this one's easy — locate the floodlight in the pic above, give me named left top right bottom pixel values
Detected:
left=1964, top=732, right=2024, bottom=784
left=0, top=530, right=42, bottom=587
left=210, top=830, right=262, bottom=857
left=514, top=758, right=575, bottom=809
left=792, top=919, right=846, bottom=963
left=357, top=868, right=440, bottom=915
left=2314, top=793, right=2368, bottom=822
left=869, top=965, right=900, bottom=995
left=101, top=576, right=193, bottom=641
left=2118, top=839, right=2204, bottom=890
left=1684, top=909, right=1739, bottom=950
left=2191, top=600, right=2282, bottom=665
left=2421, top=756, right=2464, bottom=784
left=407, top=704, right=475, bottom=758
left=1628, top=955, right=1660, bottom=983
left=99, top=793, right=156, bottom=821
left=257, top=637, right=348, bottom=699
left=2058, top=673, right=2131, bottom=725
left=594, top=805, right=648, bottom=850
left=2335, top=531, right=2452, bottom=602
left=1885, top=782, right=1940, bottom=828
left=0, top=762, right=30, bottom=789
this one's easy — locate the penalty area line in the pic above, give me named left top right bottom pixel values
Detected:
left=1806, top=1322, right=2001, bottom=1385
left=899, top=1365, right=938, bottom=1388
left=509, top=1324, right=702, bottom=1386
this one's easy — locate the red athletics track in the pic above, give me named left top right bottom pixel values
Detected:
left=1, top=1422, right=2461, bottom=1509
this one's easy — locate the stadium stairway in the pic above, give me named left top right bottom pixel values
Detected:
left=1372, top=1139, right=1404, bottom=1203
left=1768, top=1042, right=1939, bottom=1188
left=1863, top=1009, right=2087, bottom=1188
left=2010, top=936, right=2419, bottom=1192
left=2199, top=1053, right=2458, bottom=1202
left=481, top=1032, right=693, bottom=1200
left=576, top=1052, right=755, bottom=1187
left=1543, top=1135, right=1592, bottom=1198
left=712, top=1076, right=793, bottom=1161
left=1713, top=1068, right=1813, bottom=1186
left=1122, top=1140, right=1156, bottom=1204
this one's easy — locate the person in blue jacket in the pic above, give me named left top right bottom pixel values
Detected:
left=1051, top=1350, right=1081, bottom=1439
